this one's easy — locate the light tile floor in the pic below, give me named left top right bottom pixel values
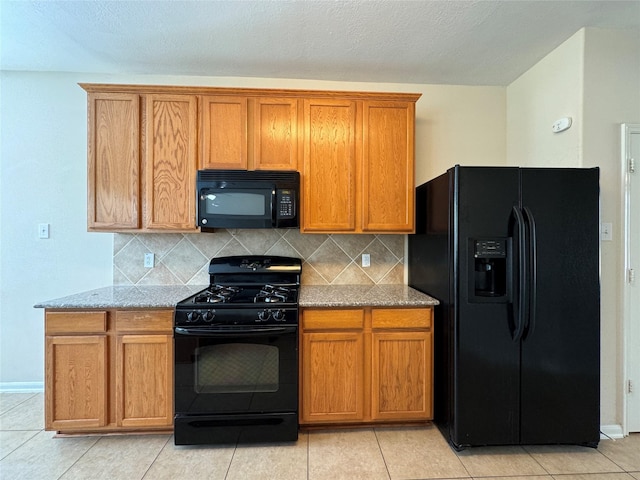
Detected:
left=1, top=392, right=639, bottom=480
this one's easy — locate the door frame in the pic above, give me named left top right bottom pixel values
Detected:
left=621, top=123, right=640, bottom=435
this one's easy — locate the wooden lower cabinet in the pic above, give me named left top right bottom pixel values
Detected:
left=300, top=307, right=433, bottom=425
left=45, top=331, right=108, bottom=431
left=44, top=309, right=174, bottom=433
left=115, top=310, right=173, bottom=428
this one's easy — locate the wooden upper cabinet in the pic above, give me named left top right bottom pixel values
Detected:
left=301, top=98, right=416, bottom=234
left=302, top=99, right=358, bottom=232
left=252, top=97, right=300, bottom=170
left=362, top=101, right=415, bottom=232
left=200, top=95, right=248, bottom=169
left=82, top=84, right=420, bottom=234
left=144, top=94, right=198, bottom=230
left=87, top=93, right=140, bottom=230
left=200, top=95, right=299, bottom=171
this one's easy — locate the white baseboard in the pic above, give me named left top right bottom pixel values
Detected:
left=600, top=424, right=625, bottom=440
left=0, top=382, right=44, bottom=393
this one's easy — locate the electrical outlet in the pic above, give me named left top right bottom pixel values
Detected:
left=362, top=253, right=371, bottom=268
left=144, top=253, right=155, bottom=268
left=38, top=223, right=50, bottom=239
left=601, top=222, right=612, bottom=241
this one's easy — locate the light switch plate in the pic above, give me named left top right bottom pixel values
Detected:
left=601, top=222, right=612, bottom=241
left=38, top=223, right=50, bottom=239
left=362, top=253, right=371, bottom=268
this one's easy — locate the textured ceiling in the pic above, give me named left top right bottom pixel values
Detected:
left=1, top=0, right=639, bottom=86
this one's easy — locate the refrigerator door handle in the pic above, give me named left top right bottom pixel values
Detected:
left=512, top=205, right=527, bottom=342
left=523, top=206, right=537, bottom=338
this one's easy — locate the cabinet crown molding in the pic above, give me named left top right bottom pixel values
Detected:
left=78, top=83, right=422, bottom=103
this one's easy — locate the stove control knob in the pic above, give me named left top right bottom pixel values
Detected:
left=272, top=309, right=285, bottom=321
left=187, top=311, right=200, bottom=323
left=202, top=310, right=215, bottom=322
left=258, top=309, right=271, bottom=321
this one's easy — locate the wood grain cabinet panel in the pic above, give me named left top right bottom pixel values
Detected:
left=116, top=333, right=173, bottom=428
left=300, top=306, right=433, bottom=426
left=302, top=99, right=358, bottom=232
left=362, top=101, right=415, bottom=232
left=45, top=334, right=108, bottom=430
left=371, top=330, right=432, bottom=420
left=301, top=331, right=365, bottom=423
left=44, top=309, right=174, bottom=434
left=144, top=95, right=198, bottom=230
left=87, top=93, right=140, bottom=230
left=252, top=97, right=300, bottom=170
left=82, top=84, right=419, bottom=234
left=200, top=95, right=248, bottom=170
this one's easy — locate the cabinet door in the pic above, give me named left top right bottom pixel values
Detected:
left=362, top=101, right=415, bottom=232
left=252, top=97, right=300, bottom=170
left=116, top=333, right=173, bottom=428
left=144, top=94, right=198, bottom=230
left=302, top=99, right=358, bottom=232
left=201, top=95, right=248, bottom=169
left=87, top=93, right=140, bottom=230
left=371, top=330, right=432, bottom=421
left=301, top=332, right=365, bottom=423
left=45, top=335, right=108, bottom=430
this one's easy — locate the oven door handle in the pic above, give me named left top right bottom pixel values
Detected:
left=175, top=326, right=297, bottom=337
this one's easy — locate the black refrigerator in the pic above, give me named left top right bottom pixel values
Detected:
left=408, top=165, right=600, bottom=450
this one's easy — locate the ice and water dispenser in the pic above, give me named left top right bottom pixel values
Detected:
left=472, top=239, right=508, bottom=301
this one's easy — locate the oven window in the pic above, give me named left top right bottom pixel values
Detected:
left=203, top=192, right=268, bottom=216
left=195, top=343, right=279, bottom=394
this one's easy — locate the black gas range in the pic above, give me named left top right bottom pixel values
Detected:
left=173, top=255, right=302, bottom=445
left=174, top=258, right=300, bottom=327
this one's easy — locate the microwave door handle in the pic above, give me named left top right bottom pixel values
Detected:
left=271, top=188, right=277, bottom=226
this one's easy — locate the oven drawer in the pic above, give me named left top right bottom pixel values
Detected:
left=174, top=412, right=298, bottom=445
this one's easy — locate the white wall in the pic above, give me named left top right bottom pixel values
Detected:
left=582, top=27, right=640, bottom=429
left=506, top=30, right=584, bottom=167
left=0, top=71, right=506, bottom=389
left=507, top=27, right=640, bottom=429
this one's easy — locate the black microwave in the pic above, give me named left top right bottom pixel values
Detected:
left=196, top=170, right=299, bottom=230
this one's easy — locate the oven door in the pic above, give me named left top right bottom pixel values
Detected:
left=174, top=325, right=298, bottom=416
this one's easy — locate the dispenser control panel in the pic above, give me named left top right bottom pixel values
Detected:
left=474, top=240, right=506, bottom=258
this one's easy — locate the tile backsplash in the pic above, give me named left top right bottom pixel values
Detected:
left=114, top=230, right=406, bottom=286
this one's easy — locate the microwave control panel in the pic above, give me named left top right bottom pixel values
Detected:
left=277, top=189, right=295, bottom=219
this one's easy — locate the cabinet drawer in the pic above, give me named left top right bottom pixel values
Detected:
left=372, top=308, right=432, bottom=329
left=302, top=309, right=364, bottom=330
left=115, top=310, right=173, bottom=333
left=45, top=311, right=107, bottom=334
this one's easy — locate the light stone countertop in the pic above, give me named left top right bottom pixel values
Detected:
left=34, top=285, right=206, bottom=309
left=299, top=285, right=439, bottom=307
left=35, top=284, right=439, bottom=309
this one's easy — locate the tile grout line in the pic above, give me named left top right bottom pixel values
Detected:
left=140, top=435, right=172, bottom=479
left=372, top=428, right=393, bottom=480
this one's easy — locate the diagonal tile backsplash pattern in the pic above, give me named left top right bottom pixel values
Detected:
left=114, top=230, right=406, bottom=286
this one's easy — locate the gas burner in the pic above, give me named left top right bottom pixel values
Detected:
left=255, top=285, right=292, bottom=304
left=194, top=285, right=240, bottom=304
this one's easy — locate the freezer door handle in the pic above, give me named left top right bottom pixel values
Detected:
left=512, top=205, right=527, bottom=342
left=523, top=206, right=537, bottom=338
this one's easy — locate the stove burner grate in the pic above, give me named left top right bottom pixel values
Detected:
left=254, top=285, right=293, bottom=304
left=194, top=285, right=241, bottom=304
